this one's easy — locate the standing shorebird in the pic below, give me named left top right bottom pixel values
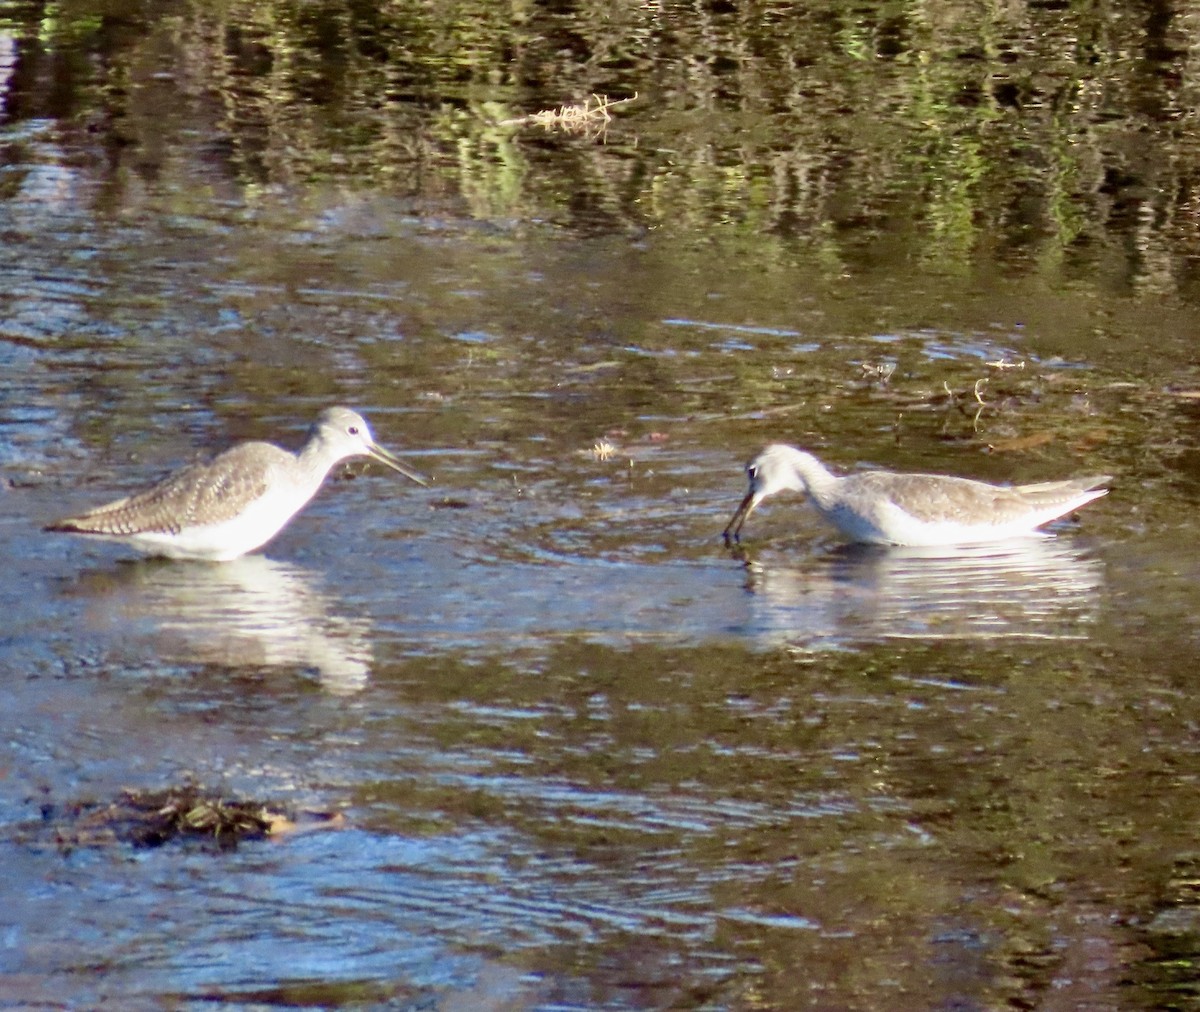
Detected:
left=46, top=406, right=427, bottom=561
left=724, top=444, right=1110, bottom=547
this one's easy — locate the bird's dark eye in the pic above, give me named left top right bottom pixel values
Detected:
left=348, top=426, right=360, bottom=436
left=747, top=465, right=758, bottom=479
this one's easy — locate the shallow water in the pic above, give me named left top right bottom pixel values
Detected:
left=6, top=1, right=1200, bottom=1008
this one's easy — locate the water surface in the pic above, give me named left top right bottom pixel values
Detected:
left=4, top=1, right=1200, bottom=1008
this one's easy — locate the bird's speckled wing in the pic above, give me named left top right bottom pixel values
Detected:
left=844, top=471, right=1106, bottom=525
left=47, top=442, right=289, bottom=536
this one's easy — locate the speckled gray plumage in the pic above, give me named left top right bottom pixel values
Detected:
left=45, top=407, right=427, bottom=562
left=814, top=470, right=1111, bottom=527
left=46, top=442, right=291, bottom=536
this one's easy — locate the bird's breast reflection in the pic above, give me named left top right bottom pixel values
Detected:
left=74, top=555, right=373, bottom=695
left=734, top=538, right=1105, bottom=646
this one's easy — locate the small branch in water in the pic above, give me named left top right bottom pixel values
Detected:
left=500, top=94, right=637, bottom=135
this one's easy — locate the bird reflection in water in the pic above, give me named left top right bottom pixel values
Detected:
left=71, top=556, right=373, bottom=695
left=728, top=537, right=1105, bottom=646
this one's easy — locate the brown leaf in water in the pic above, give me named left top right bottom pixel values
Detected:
left=1072, top=429, right=1110, bottom=452
left=987, top=432, right=1055, bottom=453
left=265, top=810, right=346, bottom=838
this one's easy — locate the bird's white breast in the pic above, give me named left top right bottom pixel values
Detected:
left=123, top=480, right=318, bottom=561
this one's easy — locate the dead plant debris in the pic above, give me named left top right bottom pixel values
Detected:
left=592, top=439, right=616, bottom=461
left=500, top=94, right=636, bottom=135
left=33, top=784, right=342, bottom=852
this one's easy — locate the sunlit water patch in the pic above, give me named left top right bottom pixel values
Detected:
left=1, top=830, right=527, bottom=1005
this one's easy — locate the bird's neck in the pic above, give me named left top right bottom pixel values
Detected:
left=788, top=449, right=839, bottom=501
left=296, top=439, right=345, bottom=487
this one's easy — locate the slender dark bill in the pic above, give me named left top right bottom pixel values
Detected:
left=367, top=444, right=429, bottom=486
left=723, top=490, right=757, bottom=543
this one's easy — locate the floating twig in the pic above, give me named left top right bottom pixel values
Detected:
left=500, top=94, right=637, bottom=135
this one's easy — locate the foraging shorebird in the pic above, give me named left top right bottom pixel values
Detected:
left=46, top=407, right=427, bottom=561
left=724, top=444, right=1110, bottom=547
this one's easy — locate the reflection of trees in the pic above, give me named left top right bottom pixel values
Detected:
left=5, top=1, right=1200, bottom=286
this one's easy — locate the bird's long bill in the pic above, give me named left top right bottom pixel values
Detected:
left=723, top=490, right=760, bottom=542
left=367, top=443, right=429, bottom=486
